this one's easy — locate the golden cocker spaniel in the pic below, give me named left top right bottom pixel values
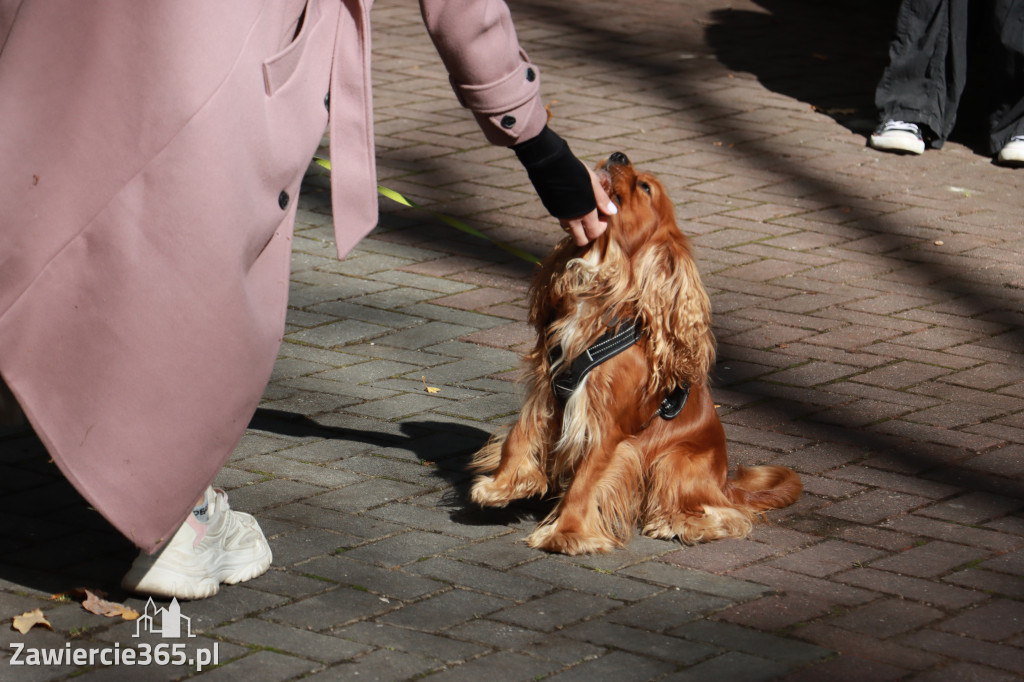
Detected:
left=470, top=152, right=802, bottom=554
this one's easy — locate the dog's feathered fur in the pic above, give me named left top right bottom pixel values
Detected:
left=470, top=154, right=801, bottom=554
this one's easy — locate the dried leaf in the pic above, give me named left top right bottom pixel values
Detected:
left=12, top=608, right=52, bottom=634
left=421, top=376, right=441, bottom=394
left=81, top=590, right=139, bottom=621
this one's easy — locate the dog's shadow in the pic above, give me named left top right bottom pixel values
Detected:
left=248, top=409, right=555, bottom=529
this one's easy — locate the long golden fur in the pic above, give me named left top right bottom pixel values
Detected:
left=470, top=153, right=802, bottom=554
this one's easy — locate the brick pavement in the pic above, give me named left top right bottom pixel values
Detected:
left=2, top=0, right=1022, bottom=680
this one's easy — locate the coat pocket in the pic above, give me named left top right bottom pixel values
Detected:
left=262, top=0, right=323, bottom=97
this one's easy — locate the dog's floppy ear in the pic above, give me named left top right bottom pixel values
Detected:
left=634, top=230, right=715, bottom=389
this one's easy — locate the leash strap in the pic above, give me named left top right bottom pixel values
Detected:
left=549, top=321, right=641, bottom=402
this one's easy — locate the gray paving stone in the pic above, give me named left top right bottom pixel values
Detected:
left=671, top=620, right=831, bottom=664
left=346, top=287, right=444, bottom=310
left=286, top=320, right=391, bottom=348
left=213, top=619, right=371, bottom=663
left=605, top=590, right=734, bottom=630
left=234, top=455, right=363, bottom=488
left=375, top=321, right=478, bottom=350
left=425, top=341, right=522, bottom=366
left=560, top=620, right=720, bottom=665
left=217, top=479, right=327, bottom=512
left=297, top=554, right=443, bottom=600
left=401, top=303, right=513, bottom=329
left=337, top=458, right=456, bottom=488
left=345, top=392, right=452, bottom=419
left=491, top=590, right=621, bottom=632
left=304, top=479, right=427, bottom=513
left=660, top=651, right=792, bottom=682
left=266, top=528, right=352, bottom=566
left=380, top=588, right=513, bottom=631
left=544, top=651, right=675, bottom=682
left=513, top=558, right=664, bottom=601
left=618, top=562, right=772, bottom=601
left=408, top=557, right=550, bottom=600
left=333, top=621, right=486, bottom=664
left=303, top=649, right=442, bottom=682
left=262, top=586, right=396, bottom=630
left=341, top=531, right=465, bottom=567
left=447, top=536, right=539, bottom=569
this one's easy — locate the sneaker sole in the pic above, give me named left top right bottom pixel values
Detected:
left=870, top=134, right=925, bottom=155
left=121, top=543, right=272, bottom=600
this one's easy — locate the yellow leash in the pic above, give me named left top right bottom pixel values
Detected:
left=313, top=157, right=541, bottom=265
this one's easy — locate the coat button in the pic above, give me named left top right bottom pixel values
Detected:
left=324, top=92, right=330, bottom=111
left=278, top=191, right=289, bottom=209
left=500, top=115, right=516, bottom=129
left=526, top=68, right=536, bottom=82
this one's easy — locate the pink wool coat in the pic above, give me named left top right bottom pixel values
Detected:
left=0, top=0, right=548, bottom=552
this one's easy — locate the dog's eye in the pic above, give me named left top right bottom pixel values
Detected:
left=638, top=181, right=652, bottom=196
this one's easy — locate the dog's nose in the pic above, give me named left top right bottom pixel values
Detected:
left=607, top=151, right=630, bottom=166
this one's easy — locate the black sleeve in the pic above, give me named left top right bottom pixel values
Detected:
left=512, top=126, right=597, bottom=219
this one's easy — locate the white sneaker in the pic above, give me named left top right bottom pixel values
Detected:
left=121, top=487, right=272, bottom=600
left=997, top=135, right=1024, bottom=165
left=870, top=120, right=925, bottom=155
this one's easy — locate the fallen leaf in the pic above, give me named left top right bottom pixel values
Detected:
left=12, top=609, right=52, bottom=634
left=421, top=376, right=441, bottom=394
left=81, top=590, right=139, bottom=621
left=934, top=240, right=944, bottom=246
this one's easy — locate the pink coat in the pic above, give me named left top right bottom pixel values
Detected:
left=0, top=0, right=548, bottom=552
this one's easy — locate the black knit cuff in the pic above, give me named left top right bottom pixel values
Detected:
left=513, top=126, right=597, bottom=219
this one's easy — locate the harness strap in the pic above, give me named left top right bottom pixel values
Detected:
left=549, top=321, right=641, bottom=402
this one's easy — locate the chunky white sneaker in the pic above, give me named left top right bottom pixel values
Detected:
left=997, top=135, right=1024, bottom=165
left=870, top=120, right=925, bottom=155
left=121, top=487, right=272, bottom=600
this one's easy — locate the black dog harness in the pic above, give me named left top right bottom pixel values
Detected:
left=548, top=320, right=690, bottom=420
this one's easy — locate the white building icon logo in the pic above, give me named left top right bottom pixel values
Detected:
left=133, top=597, right=196, bottom=638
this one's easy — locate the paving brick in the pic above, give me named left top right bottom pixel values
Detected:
left=213, top=619, right=370, bottom=663
left=729, top=565, right=877, bottom=606
left=916, top=492, right=1024, bottom=525
left=304, top=479, right=425, bottom=513
left=333, top=621, right=485, bottom=664
left=898, top=630, right=1024, bottom=675
left=407, top=557, right=549, bottom=600
left=619, top=562, right=771, bottom=601
left=660, top=651, right=793, bottom=682
left=934, top=598, right=1024, bottom=642
left=907, top=662, right=1023, bottom=682
left=942, top=568, right=1024, bottom=599
left=883, top=515, right=1024, bottom=552
left=297, top=554, right=443, bottom=600
left=828, top=598, right=944, bottom=637
left=414, top=651, right=558, bottom=682
left=304, top=649, right=440, bottom=682
left=492, top=590, right=621, bottom=632
left=818, top=489, right=931, bottom=524
left=380, top=588, right=512, bottom=631
left=512, top=558, right=663, bottom=601
left=662, top=538, right=781, bottom=573
left=671, top=620, right=830, bottom=664
left=836, top=567, right=984, bottom=609
left=868, top=541, right=992, bottom=578
left=795, top=622, right=942, bottom=670
left=543, top=651, right=674, bottom=682
left=767, top=540, right=887, bottom=578
left=560, top=620, right=718, bottom=665
left=340, top=531, right=465, bottom=568
left=776, top=655, right=909, bottom=682
left=713, top=593, right=835, bottom=631
left=188, top=650, right=317, bottom=681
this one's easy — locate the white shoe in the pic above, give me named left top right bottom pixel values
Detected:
left=997, top=136, right=1024, bottom=165
left=121, top=488, right=272, bottom=600
left=870, top=120, right=925, bottom=155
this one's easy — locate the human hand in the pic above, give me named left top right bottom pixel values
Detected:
left=559, top=165, right=617, bottom=246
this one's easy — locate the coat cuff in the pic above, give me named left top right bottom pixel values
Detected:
left=450, top=51, right=548, bottom=145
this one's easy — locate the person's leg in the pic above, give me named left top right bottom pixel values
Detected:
left=873, top=0, right=970, bottom=150
left=988, top=0, right=1024, bottom=161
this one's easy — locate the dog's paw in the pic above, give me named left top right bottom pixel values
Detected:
left=470, top=470, right=548, bottom=507
left=527, top=524, right=619, bottom=555
left=642, top=506, right=752, bottom=544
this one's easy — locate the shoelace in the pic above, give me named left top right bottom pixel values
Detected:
left=882, top=120, right=920, bottom=134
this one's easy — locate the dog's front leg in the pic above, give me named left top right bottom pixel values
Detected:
left=470, top=391, right=551, bottom=507
left=527, top=438, right=643, bottom=555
